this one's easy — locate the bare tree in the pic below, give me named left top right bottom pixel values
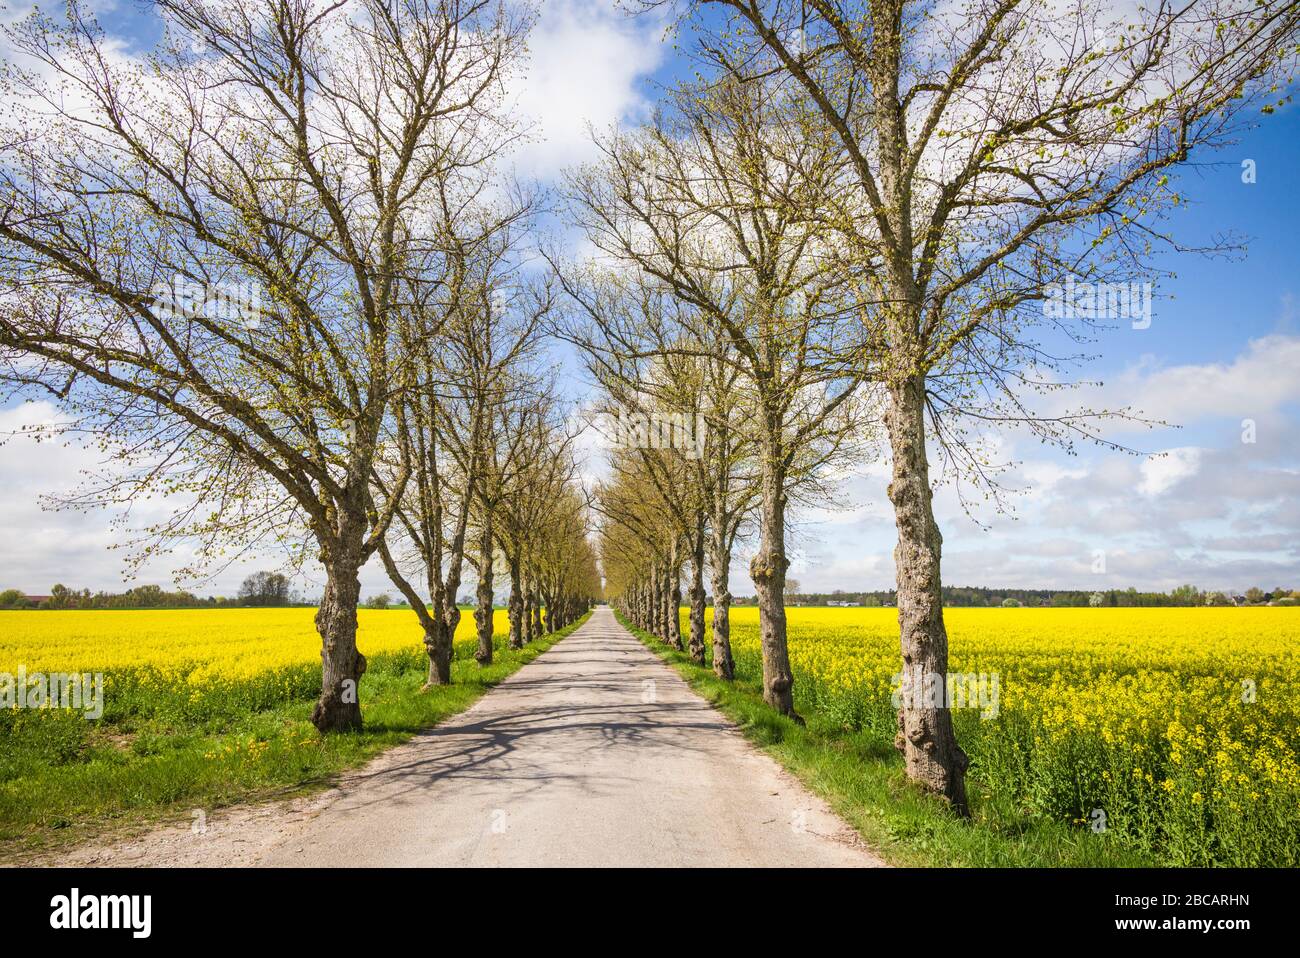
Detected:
left=698, top=347, right=758, bottom=678
left=494, top=387, right=581, bottom=650
left=372, top=168, right=536, bottom=686
left=559, top=73, right=874, bottom=719
left=0, top=0, right=531, bottom=730
left=530, top=485, right=600, bottom=630
left=663, top=0, right=1299, bottom=809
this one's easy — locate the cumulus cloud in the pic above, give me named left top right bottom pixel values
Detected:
left=1063, top=333, right=1300, bottom=436
left=1139, top=447, right=1201, bottom=496
left=509, top=1, right=667, bottom=181
left=0, top=8, right=1295, bottom=599
left=771, top=334, right=1300, bottom=594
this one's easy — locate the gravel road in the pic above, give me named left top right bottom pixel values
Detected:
left=51, top=607, right=884, bottom=868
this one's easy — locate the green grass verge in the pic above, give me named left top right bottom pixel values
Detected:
left=618, top=612, right=1151, bottom=867
left=1, top=614, right=589, bottom=856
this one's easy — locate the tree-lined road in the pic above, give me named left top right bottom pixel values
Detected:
left=260, top=607, right=881, bottom=866
left=61, top=608, right=882, bottom=868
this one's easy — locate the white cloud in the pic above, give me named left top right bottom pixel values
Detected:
left=1069, top=334, right=1300, bottom=432
left=773, top=335, right=1300, bottom=594
left=1139, top=446, right=1201, bottom=496
left=510, top=0, right=667, bottom=180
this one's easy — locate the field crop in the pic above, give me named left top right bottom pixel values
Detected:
left=0, top=608, right=503, bottom=723
left=0, top=607, right=542, bottom=849
left=718, top=607, right=1300, bottom=866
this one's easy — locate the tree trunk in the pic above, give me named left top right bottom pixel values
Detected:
left=311, top=552, right=367, bottom=733
left=530, top=588, right=543, bottom=638
left=439, top=601, right=461, bottom=673
left=886, top=375, right=969, bottom=813
left=665, top=546, right=684, bottom=652
left=708, top=521, right=735, bottom=681
left=649, top=561, right=662, bottom=640
left=506, top=551, right=524, bottom=650
left=474, top=512, right=495, bottom=665
left=687, top=514, right=707, bottom=665
left=749, top=440, right=799, bottom=720
left=421, top=573, right=451, bottom=687
left=521, top=579, right=534, bottom=643
left=423, top=620, right=452, bottom=686
left=434, top=505, right=469, bottom=685
left=376, top=537, right=450, bottom=690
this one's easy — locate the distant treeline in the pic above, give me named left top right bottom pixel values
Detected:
left=738, top=584, right=1297, bottom=608
left=6, top=581, right=1295, bottom=611
left=0, top=572, right=312, bottom=610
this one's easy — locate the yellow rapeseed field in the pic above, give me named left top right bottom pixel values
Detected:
left=0, top=608, right=505, bottom=721
left=0, top=608, right=498, bottom=677
left=3, top=604, right=1295, bottom=863
left=720, top=606, right=1300, bottom=866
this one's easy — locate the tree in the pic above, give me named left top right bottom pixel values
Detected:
left=459, top=298, right=554, bottom=666
left=597, top=453, right=680, bottom=642
left=493, top=388, right=581, bottom=650
left=238, top=572, right=291, bottom=607
left=698, top=347, right=759, bottom=678
left=594, top=444, right=685, bottom=648
left=1246, top=587, right=1265, bottom=604
left=558, top=72, right=874, bottom=718
left=560, top=281, right=758, bottom=677
left=668, top=0, right=1299, bottom=810
left=375, top=196, right=554, bottom=676
left=0, top=0, right=532, bottom=730
left=529, top=486, right=600, bottom=631
left=366, top=594, right=392, bottom=610
left=0, top=589, right=24, bottom=609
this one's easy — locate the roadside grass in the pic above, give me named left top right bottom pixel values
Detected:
left=619, top=613, right=1151, bottom=867
left=0, top=614, right=588, bottom=856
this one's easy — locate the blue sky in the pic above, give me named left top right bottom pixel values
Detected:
left=1, top=1, right=1296, bottom=598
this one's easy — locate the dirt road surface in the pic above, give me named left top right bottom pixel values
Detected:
left=51, top=607, right=884, bottom=868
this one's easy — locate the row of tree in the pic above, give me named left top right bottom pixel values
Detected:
left=0, top=0, right=598, bottom=731
left=587, top=0, right=1297, bottom=813
left=0, top=0, right=1294, bottom=816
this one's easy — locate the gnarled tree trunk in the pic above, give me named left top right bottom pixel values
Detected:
left=708, top=519, right=735, bottom=681
left=506, top=550, right=524, bottom=649
left=423, top=619, right=452, bottom=686
left=749, top=438, right=798, bottom=720
left=474, top=512, right=495, bottom=665
left=521, top=579, right=534, bottom=643
left=376, top=537, right=451, bottom=689
left=429, top=499, right=470, bottom=687
left=687, top=513, right=707, bottom=665
left=665, top=545, right=684, bottom=652
left=649, top=561, right=663, bottom=641
left=312, top=546, right=367, bottom=733
left=887, top=375, right=969, bottom=813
